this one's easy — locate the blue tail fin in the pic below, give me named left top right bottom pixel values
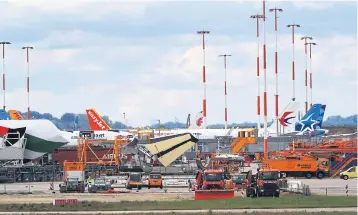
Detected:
left=295, top=104, right=326, bottom=132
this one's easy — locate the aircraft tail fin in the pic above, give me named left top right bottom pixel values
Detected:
left=188, top=111, right=203, bottom=129
left=8, top=110, right=24, bottom=120
left=276, top=100, right=300, bottom=130
left=85, top=108, right=112, bottom=130
left=0, top=110, right=11, bottom=120
left=294, top=104, right=326, bottom=132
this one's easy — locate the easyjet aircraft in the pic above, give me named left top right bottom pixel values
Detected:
left=8, top=110, right=24, bottom=120
left=85, top=108, right=134, bottom=139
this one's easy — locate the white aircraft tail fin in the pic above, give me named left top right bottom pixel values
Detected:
left=278, top=100, right=300, bottom=133
left=188, top=111, right=204, bottom=129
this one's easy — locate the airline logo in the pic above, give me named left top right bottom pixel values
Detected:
left=279, top=112, right=295, bottom=127
left=196, top=111, right=203, bottom=127
left=0, top=126, right=26, bottom=146
left=86, top=110, right=108, bottom=130
left=9, top=110, right=24, bottom=120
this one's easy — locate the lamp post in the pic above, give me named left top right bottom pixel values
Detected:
left=269, top=7, right=283, bottom=136
left=301, top=36, right=313, bottom=113
left=22, top=46, right=34, bottom=119
left=250, top=14, right=264, bottom=131
left=286, top=24, right=301, bottom=101
left=305, top=42, right=317, bottom=107
left=196, top=30, right=210, bottom=129
left=0, top=41, right=11, bottom=111
left=219, top=54, right=232, bottom=129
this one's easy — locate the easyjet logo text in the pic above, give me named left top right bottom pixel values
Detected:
left=87, top=110, right=106, bottom=130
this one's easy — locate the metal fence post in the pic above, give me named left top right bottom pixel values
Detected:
left=346, top=185, right=348, bottom=196
left=325, top=187, right=327, bottom=196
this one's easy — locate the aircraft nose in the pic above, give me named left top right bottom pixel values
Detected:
left=324, top=130, right=329, bottom=134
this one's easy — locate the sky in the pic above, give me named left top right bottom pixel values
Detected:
left=0, top=0, right=357, bottom=126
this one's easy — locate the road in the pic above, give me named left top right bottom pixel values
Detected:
left=0, top=207, right=357, bottom=215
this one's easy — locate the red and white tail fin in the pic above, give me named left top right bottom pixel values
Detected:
left=188, top=111, right=204, bottom=129
left=268, top=101, right=300, bottom=133
left=85, top=108, right=111, bottom=130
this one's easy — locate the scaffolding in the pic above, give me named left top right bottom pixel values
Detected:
left=77, top=136, right=128, bottom=166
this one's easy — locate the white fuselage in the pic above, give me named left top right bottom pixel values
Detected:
left=152, top=128, right=248, bottom=139
left=60, top=130, right=135, bottom=146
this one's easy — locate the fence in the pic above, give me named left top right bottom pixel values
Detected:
left=280, top=181, right=356, bottom=196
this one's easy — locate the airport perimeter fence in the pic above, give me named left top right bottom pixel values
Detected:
left=280, top=181, right=356, bottom=196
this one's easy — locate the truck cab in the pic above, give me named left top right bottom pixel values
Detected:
left=340, top=166, right=357, bottom=180
left=126, top=173, right=142, bottom=190
left=246, top=168, right=280, bottom=197
left=231, top=172, right=248, bottom=190
left=195, top=169, right=226, bottom=190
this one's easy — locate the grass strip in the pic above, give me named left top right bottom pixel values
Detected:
left=1, top=196, right=357, bottom=212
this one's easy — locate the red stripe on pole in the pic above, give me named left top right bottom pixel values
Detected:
left=225, top=107, right=227, bottom=122
left=202, top=66, right=206, bottom=83
left=257, top=95, right=260, bottom=115
left=264, top=92, right=267, bottom=116
left=224, top=81, right=227, bottom=95
left=27, top=107, right=30, bottom=120
left=263, top=44, right=267, bottom=69
left=305, top=69, right=307, bottom=86
left=305, top=102, right=308, bottom=113
left=292, top=61, right=295, bottom=80
left=292, top=27, right=294, bottom=44
left=203, top=99, right=207, bottom=117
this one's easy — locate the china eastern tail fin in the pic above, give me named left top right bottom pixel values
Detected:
left=8, top=110, right=24, bottom=120
left=188, top=111, right=204, bottom=129
left=277, top=101, right=300, bottom=129
left=85, top=108, right=112, bottom=130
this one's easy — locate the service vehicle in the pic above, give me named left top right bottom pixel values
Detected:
left=126, top=172, right=142, bottom=190
left=148, top=173, right=163, bottom=189
left=340, top=166, right=357, bottom=180
left=246, top=168, right=280, bottom=198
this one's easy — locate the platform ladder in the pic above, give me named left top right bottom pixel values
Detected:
left=330, top=153, right=358, bottom=177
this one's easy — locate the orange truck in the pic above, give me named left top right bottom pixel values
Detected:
left=262, top=157, right=329, bottom=179
left=194, top=169, right=235, bottom=200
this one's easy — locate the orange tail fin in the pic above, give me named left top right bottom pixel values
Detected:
left=85, top=108, right=111, bottom=130
left=9, top=110, right=24, bottom=120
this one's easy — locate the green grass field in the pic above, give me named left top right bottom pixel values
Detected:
left=0, top=196, right=357, bottom=212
